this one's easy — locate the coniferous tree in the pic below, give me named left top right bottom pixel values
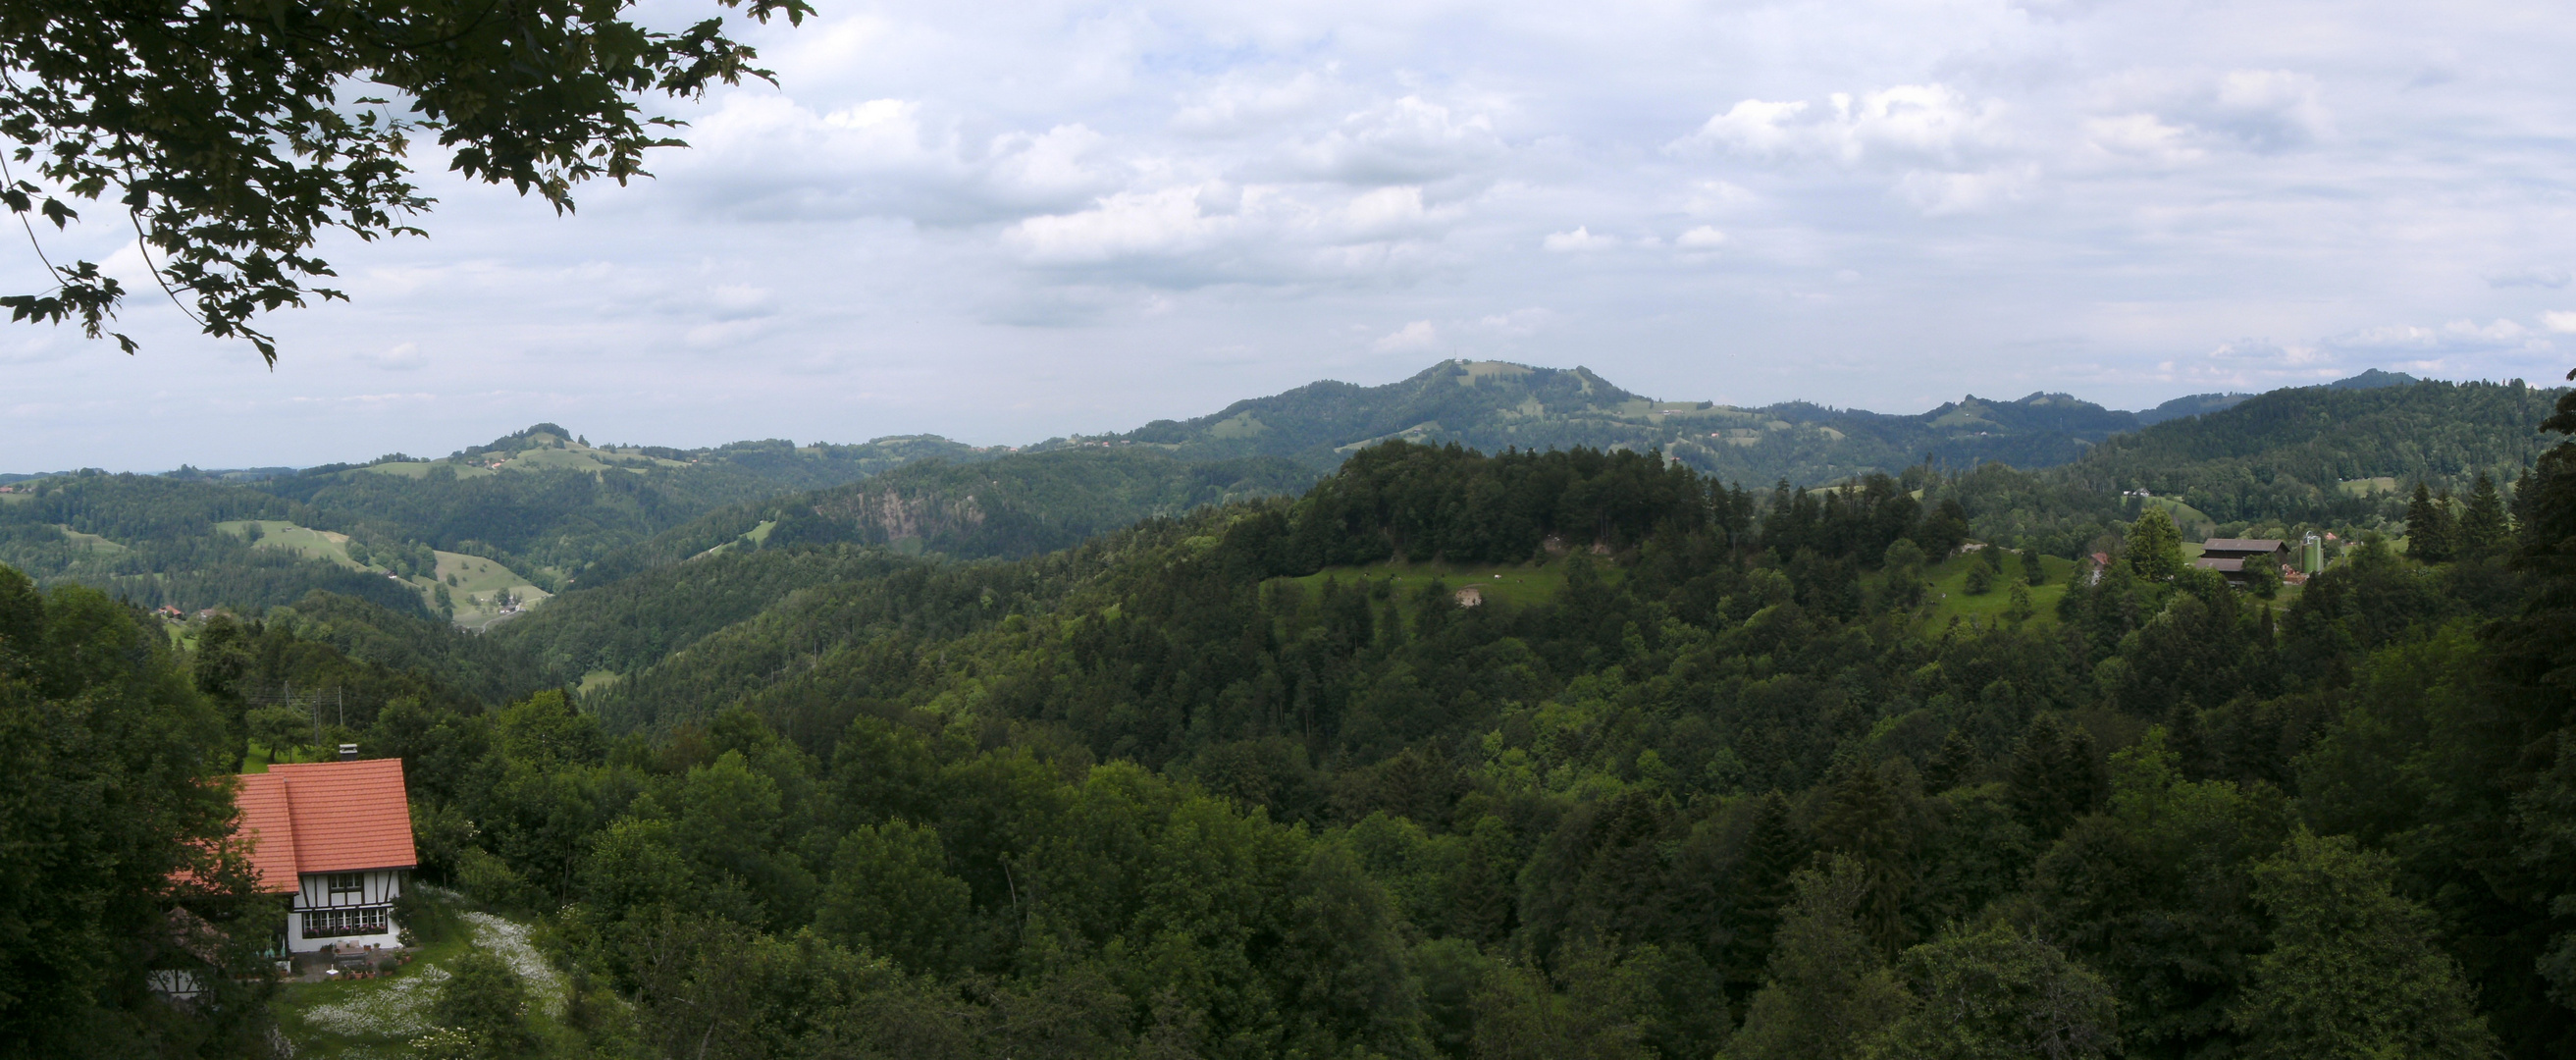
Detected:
left=1811, top=762, right=1919, bottom=957
left=1724, top=857, right=1908, bottom=1060
left=1726, top=792, right=1810, bottom=994
left=1923, top=730, right=1981, bottom=793
left=2021, top=547, right=2046, bottom=586
left=2005, top=716, right=2103, bottom=843
left=2458, top=473, right=2509, bottom=559
left=2167, top=699, right=2214, bottom=781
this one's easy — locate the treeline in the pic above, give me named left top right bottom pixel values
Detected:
left=2067, top=377, right=2560, bottom=523
left=0, top=473, right=430, bottom=614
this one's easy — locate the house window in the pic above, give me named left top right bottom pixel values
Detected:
left=301, top=906, right=388, bottom=937
left=326, top=873, right=365, bottom=897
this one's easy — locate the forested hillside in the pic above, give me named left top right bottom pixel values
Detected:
left=13, top=375, right=2576, bottom=1058
left=1072, top=358, right=2191, bottom=483
left=0, top=426, right=999, bottom=617
left=2063, top=377, right=2560, bottom=522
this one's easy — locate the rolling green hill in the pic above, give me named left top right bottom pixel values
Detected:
left=1059, top=358, right=2163, bottom=484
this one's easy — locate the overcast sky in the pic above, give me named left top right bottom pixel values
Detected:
left=8, top=0, right=2576, bottom=472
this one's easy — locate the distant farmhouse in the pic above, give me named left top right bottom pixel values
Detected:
left=2194, top=538, right=2291, bottom=583
left=231, top=757, right=419, bottom=954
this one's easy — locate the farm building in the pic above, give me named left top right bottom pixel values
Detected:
left=2194, top=538, right=2291, bottom=584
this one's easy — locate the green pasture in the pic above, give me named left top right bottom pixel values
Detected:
left=353, top=461, right=496, bottom=480
left=55, top=524, right=131, bottom=554
left=353, top=435, right=685, bottom=480
left=219, top=520, right=364, bottom=568
left=1272, top=556, right=1616, bottom=610
left=219, top=519, right=547, bottom=629
left=2339, top=476, right=2400, bottom=497
left=1910, top=549, right=2077, bottom=629
left=693, top=519, right=780, bottom=560
left=2137, top=496, right=2216, bottom=536
left=426, top=551, right=551, bottom=632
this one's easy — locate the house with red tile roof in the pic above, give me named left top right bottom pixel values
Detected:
left=231, top=757, right=419, bottom=953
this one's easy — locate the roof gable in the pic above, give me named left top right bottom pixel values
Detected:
left=2201, top=538, right=2286, bottom=553
left=232, top=759, right=417, bottom=892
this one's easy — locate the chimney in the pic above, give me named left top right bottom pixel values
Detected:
left=338, top=744, right=359, bottom=762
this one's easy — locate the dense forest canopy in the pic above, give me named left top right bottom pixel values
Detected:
left=7, top=369, right=2576, bottom=1059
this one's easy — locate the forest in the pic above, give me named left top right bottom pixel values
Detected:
left=4, top=375, right=2576, bottom=1059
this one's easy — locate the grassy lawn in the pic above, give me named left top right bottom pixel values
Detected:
left=1911, top=550, right=2077, bottom=629
left=1272, top=555, right=1619, bottom=610
left=271, top=892, right=586, bottom=1059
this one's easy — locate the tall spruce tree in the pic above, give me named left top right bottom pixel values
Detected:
left=1726, top=792, right=1811, bottom=995
left=2005, top=716, right=2104, bottom=843
left=1724, top=857, right=1908, bottom=1060
left=2408, top=482, right=2453, bottom=562
left=2459, top=473, right=2510, bottom=559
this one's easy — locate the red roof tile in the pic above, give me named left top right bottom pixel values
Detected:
left=233, top=772, right=300, bottom=893
left=231, top=759, right=417, bottom=892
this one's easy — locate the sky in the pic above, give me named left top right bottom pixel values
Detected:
left=8, top=0, right=2576, bottom=472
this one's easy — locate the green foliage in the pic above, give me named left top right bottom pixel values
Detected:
left=1, top=0, right=811, bottom=361
left=815, top=820, right=971, bottom=974
left=0, top=569, right=273, bottom=1055
left=2125, top=507, right=2184, bottom=582
left=2411, top=481, right=2459, bottom=562
left=2026, top=729, right=2287, bottom=1056
left=24, top=370, right=2576, bottom=1059
left=1726, top=856, right=1910, bottom=1060
left=1866, top=921, right=2118, bottom=1060
left=2229, top=832, right=2497, bottom=1059
left=2068, top=379, right=2561, bottom=524
left=424, top=951, right=538, bottom=1060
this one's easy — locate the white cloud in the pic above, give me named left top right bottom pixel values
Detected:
left=1895, top=165, right=2038, bottom=215
left=1281, top=95, right=1503, bottom=186
left=1171, top=70, right=1335, bottom=137
left=1006, top=186, right=1232, bottom=264
left=1542, top=227, right=1616, bottom=252
left=2326, top=318, right=2547, bottom=353
left=1373, top=320, right=1441, bottom=352
left=1673, top=84, right=2008, bottom=168
left=358, top=343, right=429, bottom=371
left=19, top=0, right=2576, bottom=471
left=2081, top=114, right=2204, bottom=166
left=2491, top=269, right=2572, bottom=290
